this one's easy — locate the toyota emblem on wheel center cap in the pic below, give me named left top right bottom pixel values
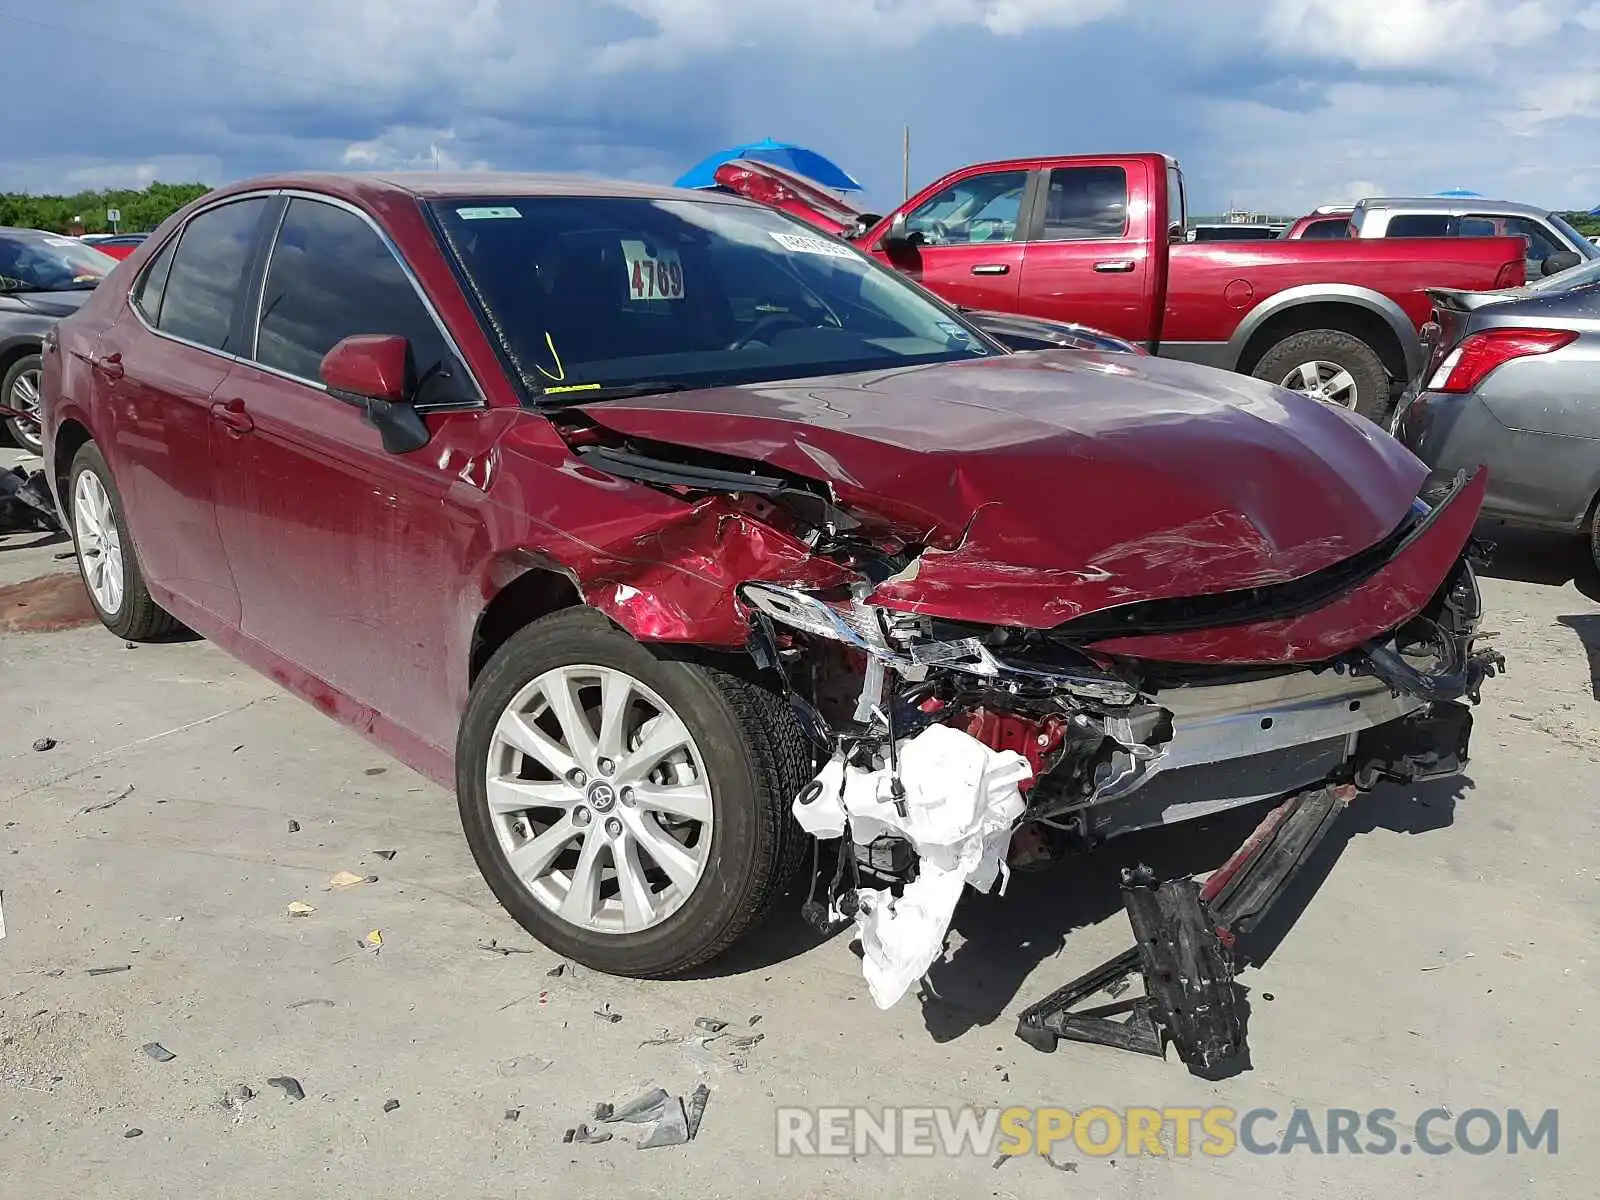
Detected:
left=586, top=780, right=617, bottom=812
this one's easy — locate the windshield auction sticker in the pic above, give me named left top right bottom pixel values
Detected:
left=455, top=206, right=522, bottom=220
left=768, top=231, right=858, bottom=260
left=622, top=240, right=685, bottom=301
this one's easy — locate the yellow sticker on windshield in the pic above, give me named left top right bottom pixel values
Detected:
left=543, top=383, right=601, bottom=394
left=622, top=240, right=685, bottom=301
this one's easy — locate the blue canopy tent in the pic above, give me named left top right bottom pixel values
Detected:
left=1589, top=203, right=1600, bottom=216
left=1433, top=187, right=1484, bottom=198
left=674, top=138, right=863, bottom=192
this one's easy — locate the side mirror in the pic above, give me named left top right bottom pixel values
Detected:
left=850, top=213, right=882, bottom=241
left=880, top=212, right=919, bottom=253
left=1168, top=221, right=1185, bottom=244
left=319, top=334, right=431, bottom=455
left=1541, top=251, right=1581, bottom=277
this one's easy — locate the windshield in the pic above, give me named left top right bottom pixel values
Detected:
left=1547, top=212, right=1599, bottom=260
left=427, top=196, right=997, bottom=398
left=0, top=232, right=116, bottom=291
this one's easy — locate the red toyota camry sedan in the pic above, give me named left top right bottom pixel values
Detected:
left=40, top=172, right=1499, bottom=981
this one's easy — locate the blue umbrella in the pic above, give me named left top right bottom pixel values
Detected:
left=1433, top=187, right=1484, bottom=198
left=1589, top=203, right=1600, bottom=216
left=674, top=138, right=863, bottom=191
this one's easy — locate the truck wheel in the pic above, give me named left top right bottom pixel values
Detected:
left=456, top=608, right=813, bottom=978
left=3, top=353, right=44, bottom=454
left=1253, top=330, right=1391, bottom=423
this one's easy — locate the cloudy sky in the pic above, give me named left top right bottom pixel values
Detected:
left=4, top=0, right=1598, bottom=214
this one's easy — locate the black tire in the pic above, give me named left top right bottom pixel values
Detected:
left=456, top=608, right=814, bottom=977
left=1589, top=500, right=1600, bottom=578
left=3, top=352, right=44, bottom=454
left=67, top=442, right=180, bottom=641
left=1251, top=329, right=1392, bottom=423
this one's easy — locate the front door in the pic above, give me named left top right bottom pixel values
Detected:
left=92, top=196, right=275, bottom=626
left=871, top=166, right=1029, bottom=311
left=208, top=195, right=484, bottom=750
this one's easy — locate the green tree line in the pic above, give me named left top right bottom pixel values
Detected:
left=0, top=181, right=212, bottom=234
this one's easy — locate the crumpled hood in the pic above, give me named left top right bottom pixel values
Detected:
left=578, top=351, right=1429, bottom=627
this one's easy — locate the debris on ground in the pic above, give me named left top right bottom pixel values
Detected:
left=748, top=1015, right=762, bottom=1026
left=504, top=1108, right=521, bottom=1122
left=1421, top=951, right=1475, bottom=972
left=0, top=891, right=6, bottom=942
left=221, top=1084, right=255, bottom=1113
left=0, top=468, right=63, bottom=533
left=123, top=1128, right=143, bottom=1139
left=477, top=938, right=534, bottom=956
left=373, top=849, right=397, bottom=860
left=693, top=1017, right=727, bottom=1034
left=991, top=1154, right=1014, bottom=1169
left=327, top=871, right=376, bottom=889
left=547, top=962, right=572, bottom=977
left=287, top=820, right=301, bottom=833
left=362, top=930, right=383, bottom=952
left=1044, top=1153, right=1078, bottom=1172
left=724, top=1033, right=764, bottom=1052
left=602, top=1088, right=668, bottom=1124
left=564, top=1123, right=612, bottom=1144
left=585, top=1084, right=710, bottom=1149
left=684, top=1083, right=710, bottom=1141
left=79, top=786, right=133, bottom=815
left=85, top=965, right=131, bottom=977
left=638, top=1096, right=692, bottom=1148
left=593, top=1003, right=622, bottom=1023
left=287, top=998, right=335, bottom=1010
left=266, top=1076, right=305, bottom=1101
left=384, top=1099, right=400, bottom=1113
left=31, top=737, right=56, bottom=752
left=140, top=1043, right=176, bottom=1063
left=286, top=901, right=316, bottom=918
left=364, top=767, right=387, bottom=776
left=497, top=1055, right=554, bottom=1078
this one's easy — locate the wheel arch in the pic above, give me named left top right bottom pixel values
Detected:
left=52, top=417, right=94, bottom=507
left=1229, top=286, right=1420, bottom=382
left=468, top=562, right=586, bottom=687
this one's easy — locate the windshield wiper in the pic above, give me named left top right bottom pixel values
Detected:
left=535, top=380, right=698, bottom=407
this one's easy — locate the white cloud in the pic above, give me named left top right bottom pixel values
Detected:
left=341, top=127, right=492, bottom=172
left=1257, top=0, right=1565, bottom=68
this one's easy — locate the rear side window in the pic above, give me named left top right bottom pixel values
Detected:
left=158, top=198, right=270, bottom=351
left=1038, top=166, right=1128, bottom=240
left=1384, top=214, right=1452, bottom=238
left=254, top=198, right=460, bottom=398
left=132, top=238, right=177, bottom=324
left=1301, top=218, right=1349, bottom=239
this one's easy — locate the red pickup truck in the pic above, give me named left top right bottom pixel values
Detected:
left=714, top=154, right=1526, bottom=420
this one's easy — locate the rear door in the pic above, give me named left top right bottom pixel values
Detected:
left=870, top=166, right=1031, bottom=310
left=208, top=194, right=484, bottom=749
left=1013, top=161, right=1152, bottom=342
left=90, top=196, right=275, bottom=626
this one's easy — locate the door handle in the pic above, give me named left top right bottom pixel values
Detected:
left=970, top=263, right=1010, bottom=275
left=90, top=351, right=124, bottom=379
left=1093, top=260, right=1136, bottom=273
left=210, top=398, right=254, bottom=434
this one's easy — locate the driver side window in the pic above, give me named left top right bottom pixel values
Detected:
left=903, top=170, right=1028, bottom=247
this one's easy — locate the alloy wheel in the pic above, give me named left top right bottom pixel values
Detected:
left=73, top=469, right=125, bottom=615
left=1280, top=360, right=1359, bottom=410
left=7, top=366, right=44, bottom=452
left=485, top=663, right=714, bottom=935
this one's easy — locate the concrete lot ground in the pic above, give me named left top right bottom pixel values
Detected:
left=2, top=444, right=1597, bottom=1198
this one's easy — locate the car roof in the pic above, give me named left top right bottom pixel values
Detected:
left=1355, top=196, right=1550, bottom=218
left=205, top=171, right=751, bottom=208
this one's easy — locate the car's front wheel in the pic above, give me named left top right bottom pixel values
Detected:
left=456, top=609, right=811, bottom=977
left=3, top=353, right=45, bottom=454
left=68, top=442, right=180, bottom=641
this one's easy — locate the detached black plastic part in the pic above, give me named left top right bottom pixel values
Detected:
left=0, top=467, right=64, bottom=534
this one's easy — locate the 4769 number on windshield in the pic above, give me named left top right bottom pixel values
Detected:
left=630, top=256, right=684, bottom=301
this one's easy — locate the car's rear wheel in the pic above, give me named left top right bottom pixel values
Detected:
left=1253, top=329, right=1391, bottom=423
left=3, top=353, right=45, bottom=454
left=68, top=442, right=180, bottom=641
left=456, top=608, right=811, bottom=977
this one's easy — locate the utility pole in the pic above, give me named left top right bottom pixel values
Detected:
left=902, top=126, right=910, bottom=201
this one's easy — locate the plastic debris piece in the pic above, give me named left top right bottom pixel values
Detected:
left=266, top=1076, right=305, bottom=1101
left=562, top=1128, right=575, bottom=1144
left=478, top=939, right=534, bottom=956
left=497, top=1056, right=554, bottom=1078
left=124, top=1128, right=143, bottom=1139
left=574, top=1123, right=613, bottom=1144
left=725, top=1033, right=764, bottom=1051
left=0, top=890, right=6, bottom=942
left=547, top=962, right=569, bottom=977
left=1044, top=1153, right=1078, bottom=1172
left=287, top=901, right=316, bottom=918
left=638, top=1031, right=678, bottom=1047
left=1262, top=992, right=1275, bottom=1001
left=32, top=737, right=56, bottom=752
left=593, top=1003, right=621, bottom=1023
left=603, top=1088, right=668, bottom=1124
left=141, top=1042, right=176, bottom=1063
left=374, top=850, right=397, bottom=861
left=287, top=998, right=335, bottom=1010
left=86, top=965, right=131, bottom=976
left=384, top=1099, right=400, bottom=1113
left=685, top=1083, right=710, bottom=1141
left=991, top=1154, right=1014, bottom=1169
left=80, top=786, right=133, bottom=815
left=221, top=1084, right=255, bottom=1111
left=327, top=871, right=370, bottom=889
left=364, top=767, right=387, bottom=776
left=504, top=1108, right=521, bottom=1122
left=593, top=1102, right=614, bottom=1121
left=363, top=930, right=383, bottom=951
left=638, top=1096, right=691, bottom=1148
left=748, top=1015, right=762, bottom=1025
left=287, top=820, right=301, bottom=833
left=694, top=1017, right=727, bottom=1034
